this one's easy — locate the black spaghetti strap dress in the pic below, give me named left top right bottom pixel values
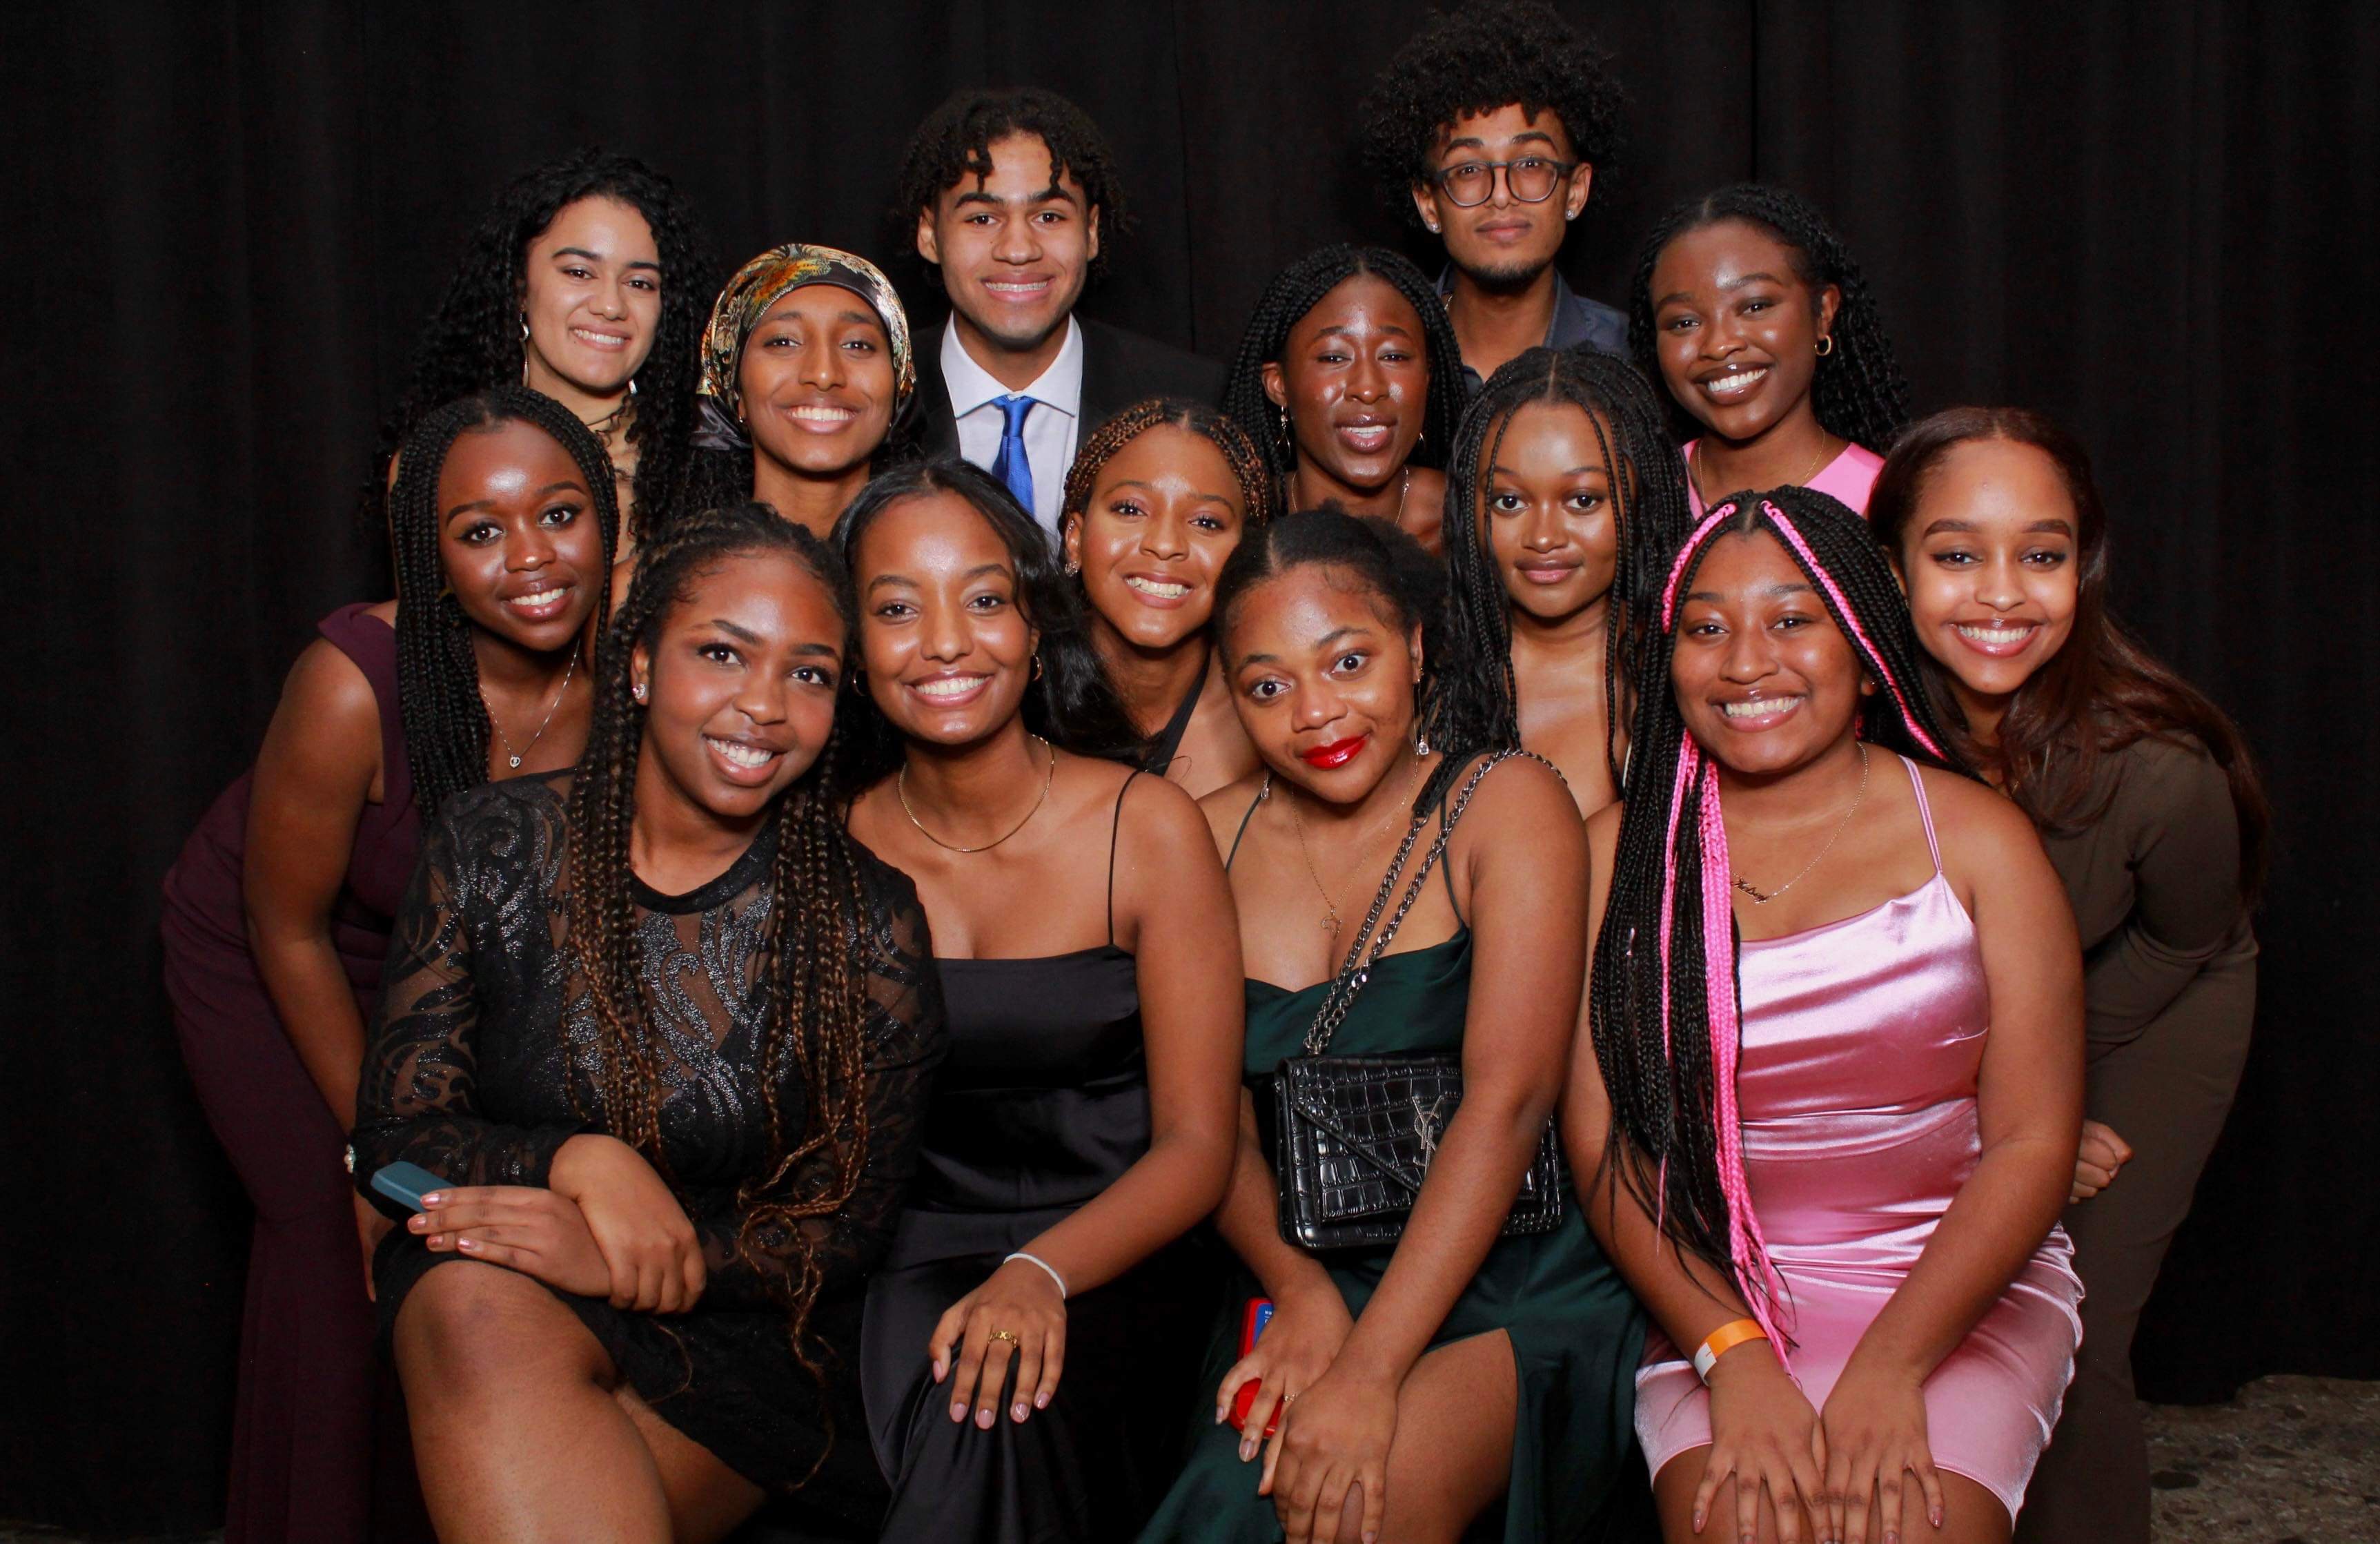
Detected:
left=862, top=770, right=1220, bottom=1542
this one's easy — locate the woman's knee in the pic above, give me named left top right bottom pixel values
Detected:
left=393, top=1260, right=600, bottom=1394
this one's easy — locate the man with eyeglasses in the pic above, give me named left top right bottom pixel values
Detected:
left=1359, top=0, right=1628, bottom=390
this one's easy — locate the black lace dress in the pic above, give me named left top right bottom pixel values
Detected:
left=351, top=772, right=945, bottom=1523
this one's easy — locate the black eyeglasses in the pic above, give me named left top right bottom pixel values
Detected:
left=1432, top=156, right=1578, bottom=208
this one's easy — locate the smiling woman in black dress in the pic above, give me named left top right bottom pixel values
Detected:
left=836, top=458, right=1246, bottom=1542
left=353, top=504, right=945, bottom=1542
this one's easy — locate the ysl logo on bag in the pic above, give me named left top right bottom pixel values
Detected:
left=1410, top=1091, right=1453, bottom=1165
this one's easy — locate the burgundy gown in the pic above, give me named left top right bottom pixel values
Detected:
left=159, top=603, right=423, bottom=1543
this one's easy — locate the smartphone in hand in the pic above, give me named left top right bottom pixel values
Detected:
left=1226, top=1298, right=1277, bottom=1434
left=370, top=1161, right=446, bottom=1213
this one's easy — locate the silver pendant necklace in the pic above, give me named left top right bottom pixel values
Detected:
left=483, top=647, right=579, bottom=771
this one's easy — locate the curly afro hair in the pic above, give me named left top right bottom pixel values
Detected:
left=1358, top=0, right=1626, bottom=225
left=364, top=148, right=715, bottom=546
left=891, top=87, right=1129, bottom=285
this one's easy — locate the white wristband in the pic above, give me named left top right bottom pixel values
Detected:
left=1004, top=1251, right=1068, bottom=1300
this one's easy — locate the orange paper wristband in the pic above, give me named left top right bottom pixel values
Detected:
left=1693, top=1318, right=1770, bottom=1382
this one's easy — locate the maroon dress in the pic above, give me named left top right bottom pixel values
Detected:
left=160, top=603, right=422, bottom=1544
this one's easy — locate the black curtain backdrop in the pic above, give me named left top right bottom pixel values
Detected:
left=3, top=1, right=2370, bottom=1532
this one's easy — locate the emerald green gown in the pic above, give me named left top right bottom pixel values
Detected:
left=1138, top=831, right=1648, bottom=1541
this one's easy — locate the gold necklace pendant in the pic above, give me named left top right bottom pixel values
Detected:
left=898, top=736, right=1056, bottom=854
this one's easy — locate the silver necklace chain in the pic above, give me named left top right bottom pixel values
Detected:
left=483, top=647, right=578, bottom=771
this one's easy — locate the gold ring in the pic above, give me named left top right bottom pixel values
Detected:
left=987, top=1329, right=1019, bottom=1344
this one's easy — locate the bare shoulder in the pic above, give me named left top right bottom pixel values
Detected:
left=1459, top=750, right=1581, bottom=830
left=1117, top=761, right=1217, bottom=857
left=1913, top=761, right=2053, bottom=881
left=1197, top=770, right=1270, bottom=857
left=363, top=598, right=400, bottom=626
left=279, top=635, right=380, bottom=725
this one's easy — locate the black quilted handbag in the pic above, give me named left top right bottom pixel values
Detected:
left=1272, top=752, right=1568, bottom=1251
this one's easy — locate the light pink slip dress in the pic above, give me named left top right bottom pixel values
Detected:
left=1633, top=756, right=2083, bottom=1521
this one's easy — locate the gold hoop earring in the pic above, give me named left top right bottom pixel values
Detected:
left=1815, top=334, right=1836, bottom=358
left=1031, top=655, right=1045, bottom=681
left=520, top=311, right=532, bottom=385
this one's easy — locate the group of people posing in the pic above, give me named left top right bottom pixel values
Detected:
left=159, top=5, right=2265, bottom=1543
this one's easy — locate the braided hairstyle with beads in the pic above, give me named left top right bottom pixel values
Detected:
left=1220, top=245, right=1466, bottom=489
left=1061, top=397, right=1278, bottom=541
left=1591, top=486, right=1967, bottom=1351
left=1627, top=184, right=1910, bottom=453
left=1437, top=346, right=1694, bottom=791
left=388, top=386, right=620, bottom=820
left=563, top=501, right=880, bottom=1395
left=364, top=148, right=713, bottom=547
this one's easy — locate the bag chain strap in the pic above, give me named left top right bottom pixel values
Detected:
left=1301, top=751, right=1554, bottom=1056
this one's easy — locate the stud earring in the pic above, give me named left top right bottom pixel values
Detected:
left=632, top=681, right=647, bottom=703
left=1064, top=556, right=1081, bottom=577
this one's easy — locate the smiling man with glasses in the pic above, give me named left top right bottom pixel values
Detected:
left=1360, top=0, right=1629, bottom=389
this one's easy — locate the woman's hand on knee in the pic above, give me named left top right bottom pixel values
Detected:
left=927, top=1256, right=1068, bottom=1429
left=1818, top=1356, right=1946, bottom=1544
left=547, top=1133, right=706, bottom=1312
left=413, top=1185, right=613, bottom=1299
left=1215, top=1282, right=1353, bottom=1471
left=1699, top=1342, right=1828, bottom=1543
left=1266, top=1360, right=1395, bottom=1544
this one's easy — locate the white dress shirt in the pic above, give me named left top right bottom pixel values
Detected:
left=941, top=317, right=1085, bottom=536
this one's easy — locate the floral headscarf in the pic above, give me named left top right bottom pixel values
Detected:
left=694, top=243, right=914, bottom=444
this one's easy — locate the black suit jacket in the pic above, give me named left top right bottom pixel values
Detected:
left=914, top=316, right=1226, bottom=458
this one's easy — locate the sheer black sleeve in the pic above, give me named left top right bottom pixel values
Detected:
left=351, top=785, right=583, bottom=1210
left=688, top=850, right=946, bottom=1311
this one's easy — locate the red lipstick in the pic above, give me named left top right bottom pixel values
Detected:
left=1300, top=735, right=1368, bottom=770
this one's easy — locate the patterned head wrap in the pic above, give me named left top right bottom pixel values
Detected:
left=694, top=243, right=914, bottom=441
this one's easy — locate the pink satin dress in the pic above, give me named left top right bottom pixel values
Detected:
left=1635, top=758, right=2082, bottom=1521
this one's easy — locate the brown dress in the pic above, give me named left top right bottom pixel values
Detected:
left=2018, top=733, right=2256, bottom=1544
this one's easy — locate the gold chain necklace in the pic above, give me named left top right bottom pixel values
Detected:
left=898, top=736, right=1056, bottom=854
left=1732, top=743, right=1870, bottom=905
left=482, top=647, right=579, bottom=771
left=1271, top=754, right=1427, bottom=934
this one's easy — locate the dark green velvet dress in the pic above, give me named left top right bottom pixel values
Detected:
left=1138, top=924, right=1648, bottom=1541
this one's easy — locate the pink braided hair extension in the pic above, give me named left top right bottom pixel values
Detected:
left=1689, top=747, right=1790, bottom=1356
left=1764, top=503, right=1949, bottom=762
left=1660, top=502, right=1740, bottom=631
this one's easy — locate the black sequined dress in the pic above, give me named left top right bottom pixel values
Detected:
left=352, top=771, right=944, bottom=1521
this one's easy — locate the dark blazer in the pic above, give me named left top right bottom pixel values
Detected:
left=915, top=316, right=1226, bottom=458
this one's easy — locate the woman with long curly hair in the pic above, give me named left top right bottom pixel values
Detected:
left=163, top=387, right=618, bottom=1541
left=1567, top=489, right=2083, bottom=1544
left=1631, top=185, right=1910, bottom=518
left=368, top=148, right=712, bottom=551
left=837, top=460, right=1243, bottom=1541
left=353, top=503, right=947, bottom=1540
left=1059, top=398, right=1277, bottom=798
left=1870, top=410, right=2265, bottom=1544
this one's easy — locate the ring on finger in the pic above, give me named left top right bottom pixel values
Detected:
left=987, top=1328, right=1019, bottom=1344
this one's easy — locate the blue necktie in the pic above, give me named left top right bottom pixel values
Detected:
left=990, top=393, right=1037, bottom=516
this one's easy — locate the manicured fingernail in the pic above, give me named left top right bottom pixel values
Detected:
left=1691, top=1512, right=1703, bottom=1531
left=975, top=1408, right=994, bottom=1429
left=407, top=1215, right=424, bottom=1231
left=932, top=1360, right=945, bottom=1382
left=425, top=1234, right=444, bottom=1248
left=1931, top=1507, right=1943, bottom=1528
left=1011, top=1401, right=1027, bottom=1422
left=455, top=1237, right=478, bottom=1251
left=1034, top=1391, right=1050, bottom=1409
left=421, top=1193, right=444, bottom=1206
left=1239, top=1439, right=1256, bottom=1461
left=1213, top=1407, right=1226, bottom=1424
left=950, top=1400, right=966, bottom=1422
left=1887, top=1531, right=1901, bottom=1544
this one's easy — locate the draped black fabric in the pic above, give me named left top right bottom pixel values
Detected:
left=3, top=1, right=2370, bottom=1531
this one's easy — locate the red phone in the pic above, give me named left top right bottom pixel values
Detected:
left=1226, top=1298, right=1278, bottom=1435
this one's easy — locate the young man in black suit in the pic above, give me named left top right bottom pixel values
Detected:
left=896, top=88, right=1221, bottom=538
left=1361, top=0, right=1629, bottom=392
